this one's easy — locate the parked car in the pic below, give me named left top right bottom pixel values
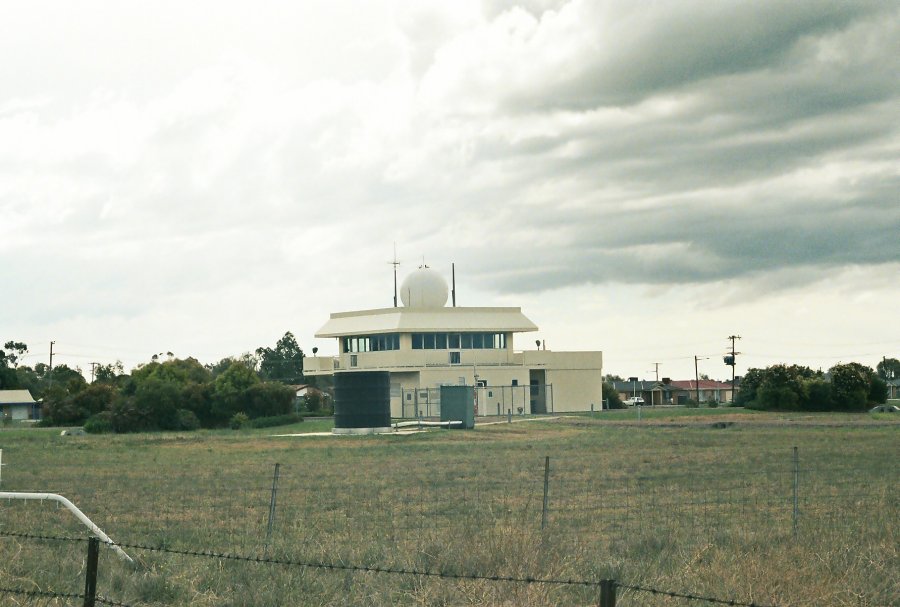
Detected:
left=625, top=396, right=645, bottom=406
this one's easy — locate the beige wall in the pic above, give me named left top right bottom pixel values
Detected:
left=544, top=368, right=603, bottom=412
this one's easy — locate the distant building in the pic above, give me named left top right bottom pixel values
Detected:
left=303, top=267, right=604, bottom=418
left=614, top=379, right=734, bottom=405
left=0, top=389, right=40, bottom=420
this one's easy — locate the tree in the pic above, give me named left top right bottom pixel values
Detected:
left=0, top=341, right=27, bottom=389
left=94, top=361, right=125, bottom=384
left=256, top=332, right=305, bottom=384
left=602, top=381, right=626, bottom=409
left=876, top=357, right=900, bottom=381
left=2, top=341, right=28, bottom=367
left=211, top=361, right=261, bottom=423
left=604, top=374, right=624, bottom=383
left=828, top=362, right=874, bottom=411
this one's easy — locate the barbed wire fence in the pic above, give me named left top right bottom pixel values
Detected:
left=0, top=530, right=782, bottom=607
left=1, top=446, right=896, bottom=605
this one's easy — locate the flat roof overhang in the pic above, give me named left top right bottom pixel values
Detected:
left=315, top=306, right=538, bottom=338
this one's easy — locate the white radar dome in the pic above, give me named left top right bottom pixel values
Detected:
left=400, top=267, right=449, bottom=308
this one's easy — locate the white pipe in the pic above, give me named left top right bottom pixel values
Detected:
left=0, top=491, right=133, bottom=562
left=393, top=420, right=463, bottom=428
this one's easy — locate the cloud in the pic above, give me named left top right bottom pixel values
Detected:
left=1, top=0, right=898, bottom=374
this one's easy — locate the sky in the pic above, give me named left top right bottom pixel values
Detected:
left=2, top=0, right=898, bottom=383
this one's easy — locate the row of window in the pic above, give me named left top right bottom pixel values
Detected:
left=343, top=334, right=400, bottom=353
left=342, top=332, right=509, bottom=353
left=412, top=332, right=507, bottom=350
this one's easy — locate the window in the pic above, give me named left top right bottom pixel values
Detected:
left=449, top=334, right=460, bottom=349
left=424, top=333, right=435, bottom=349
left=512, top=379, right=518, bottom=386
left=412, top=334, right=423, bottom=349
left=350, top=354, right=358, bottom=368
left=343, top=334, right=399, bottom=353
left=435, top=333, right=447, bottom=349
left=449, top=351, right=461, bottom=365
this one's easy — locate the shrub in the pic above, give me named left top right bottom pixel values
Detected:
left=243, top=382, right=294, bottom=418
left=602, top=381, right=626, bottom=409
left=84, top=412, right=114, bottom=434
left=685, top=399, right=699, bottom=408
left=248, top=413, right=303, bottom=428
left=707, top=400, right=719, bottom=408
left=176, top=409, right=201, bottom=431
left=230, top=412, right=250, bottom=429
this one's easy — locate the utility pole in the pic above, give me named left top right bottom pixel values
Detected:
left=90, top=362, right=100, bottom=383
left=48, top=341, right=55, bottom=388
left=725, top=335, right=741, bottom=403
left=652, top=362, right=660, bottom=382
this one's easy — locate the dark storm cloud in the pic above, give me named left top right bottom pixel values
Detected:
left=418, top=1, right=900, bottom=295
left=503, top=1, right=889, bottom=111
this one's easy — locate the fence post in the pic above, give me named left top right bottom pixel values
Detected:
left=792, top=446, right=799, bottom=539
left=507, top=409, right=512, bottom=424
left=541, top=456, right=550, bottom=530
left=265, top=463, right=281, bottom=557
left=83, top=536, right=99, bottom=607
left=599, top=579, right=616, bottom=607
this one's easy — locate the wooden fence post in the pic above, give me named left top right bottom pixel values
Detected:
left=599, top=579, right=616, bottom=607
left=541, top=456, right=550, bottom=530
left=83, top=536, right=99, bottom=607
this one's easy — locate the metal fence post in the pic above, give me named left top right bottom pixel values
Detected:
left=83, top=536, right=99, bottom=607
left=599, top=579, right=616, bottom=607
left=541, top=456, right=550, bottom=530
left=265, top=463, right=281, bottom=556
left=792, top=446, right=799, bottom=539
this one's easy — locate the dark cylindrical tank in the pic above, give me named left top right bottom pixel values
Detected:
left=333, top=371, right=391, bottom=431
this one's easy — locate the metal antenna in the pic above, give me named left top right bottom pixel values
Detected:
left=390, top=243, right=401, bottom=307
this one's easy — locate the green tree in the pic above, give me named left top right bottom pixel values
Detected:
left=0, top=341, right=28, bottom=389
left=876, top=357, right=900, bottom=381
left=243, top=382, right=295, bottom=418
left=256, top=332, right=305, bottom=383
left=828, top=362, right=873, bottom=411
left=2, top=341, right=28, bottom=367
left=602, top=381, right=626, bottom=409
left=211, top=361, right=261, bottom=423
left=94, top=361, right=124, bottom=384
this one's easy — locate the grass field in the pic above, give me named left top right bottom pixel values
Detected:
left=1, top=408, right=897, bottom=606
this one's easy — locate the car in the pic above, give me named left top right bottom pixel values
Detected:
left=869, top=404, right=899, bottom=413
left=625, top=396, right=645, bottom=406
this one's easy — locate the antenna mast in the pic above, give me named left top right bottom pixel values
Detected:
left=391, top=244, right=400, bottom=307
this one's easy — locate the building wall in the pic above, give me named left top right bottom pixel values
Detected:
left=2, top=404, right=33, bottom=420
left=545, top=368, right=603, bottom=412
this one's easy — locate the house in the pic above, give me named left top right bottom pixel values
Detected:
left=613, top=380, right=677, bottom=405
left=669, top=380, right=734, bottom=404
left=303, top=266, right=604, bottom=418
left=886, top=378, right=900, bottom=400
left=0, top=389, right=40, bottom=420
left=613, top=378, right=734, bottom=405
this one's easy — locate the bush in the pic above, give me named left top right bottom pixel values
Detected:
left=230, top=412, right=250, bottom=429
left=601, top=381, right=626, bottom=409
left=243, top=382, right=294, bottom=418
left=248, top=413, right=303, bottom=428
left=84, top=412, right=114, bottom=434
left=685, top=399, right=699, bottom=408
left=176, top=409, right=201, bottom=431
left=707, top=400, right=719, bottom=408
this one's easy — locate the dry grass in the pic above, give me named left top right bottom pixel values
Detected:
left=0, top=410, right=897, bottom=606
